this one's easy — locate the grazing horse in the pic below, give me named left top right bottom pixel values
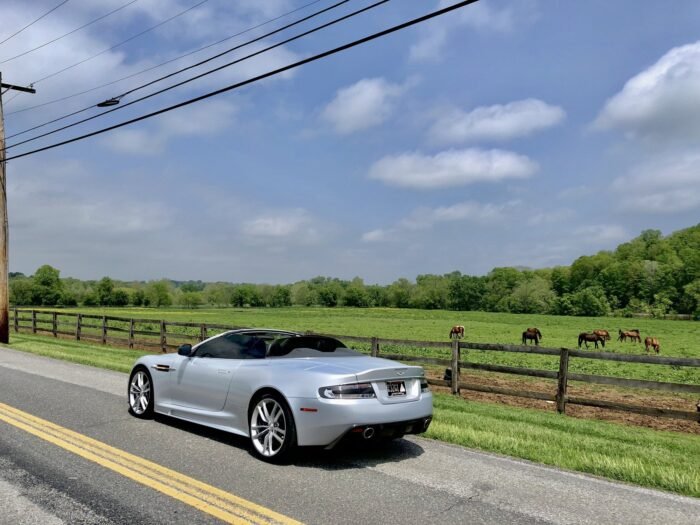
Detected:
left=593, top=329, right=611, bottom=341
left=449, top=325, right=465, bottom=339
left=618, top=329, right=641, bottom=343
left=644, top=337, right=660, bottom=353
left=578, top=332, right=606, bottom=349
left=522, top=327, right=542, bottom=345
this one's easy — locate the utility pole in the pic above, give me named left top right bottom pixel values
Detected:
left=0, top=73, right=36, bottom=343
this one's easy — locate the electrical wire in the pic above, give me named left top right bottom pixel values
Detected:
left=0, top=0, right=138, bottom=64
left=6, top=0, right=386, bottom=150
left=4, top=0, right=480, bottom=162
left=0, top=0, right=70, bottom=47
left=6, top=0, right=348, bottom=141
left=31, top=0, right=209, bottom=85
left=5, top=0, right=324, bottom=118
left=7, top=0, right=382, bottom=149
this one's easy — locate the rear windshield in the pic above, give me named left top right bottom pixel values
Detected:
left=267, top=336, right=362, bottom=358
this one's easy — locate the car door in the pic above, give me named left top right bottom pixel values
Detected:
left=169, top=333, right=246, bottom=412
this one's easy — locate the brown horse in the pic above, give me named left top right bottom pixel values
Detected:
left=644, top=337, right=660, bottom=353
left=449, top=325, right=465, bottom=339
left=593, top=329, right=611, bottom=341
left=578, top=332, right=606, bottom=349
left=522, top=327, right=542, bottom=345
left=618, top=329, right=641, bottom=343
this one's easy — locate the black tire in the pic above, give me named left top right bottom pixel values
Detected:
left=248, top=392, right=297, bottom=463
left=128, top=366, right=154, bottom=419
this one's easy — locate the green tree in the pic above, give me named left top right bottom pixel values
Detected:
left=145, top=280, right=173, bottom=307
left=96, top=277, right=115, bottom=306
left=32, top=264, right=63, bottom=305
left=180, top=291, right=203, bottom=309
left=271, top=286, right=292, bottom=307
left=343, top=277, right=370, bottom=307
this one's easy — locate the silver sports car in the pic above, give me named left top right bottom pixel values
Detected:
left=127, top=329, right=433, bottom=462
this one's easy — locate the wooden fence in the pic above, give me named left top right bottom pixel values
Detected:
left=9, top=308, right=700, bottom=422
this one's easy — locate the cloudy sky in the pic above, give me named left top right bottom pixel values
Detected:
left=2, top=0, right=700, bottom=283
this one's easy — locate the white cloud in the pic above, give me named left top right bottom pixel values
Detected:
left=361, top=229, right=393, bottom=243
left=400, top=201, right=513, bottom=230
left=410, top=1, right=533, bottom=62
left=321, top=78, right=405, bottom=134
left=611, top=153, right=700, bottom=213
left=104, top=99, right=237, bottom=154
left=368, top=148, right=538, bottom=189
left=241, top=209, right=321, bottom=244
left=429, top=99, right=565, bottom=144
left=595, top=41, right=700, bottom=142
left=574, top=225, right=628, bottom=243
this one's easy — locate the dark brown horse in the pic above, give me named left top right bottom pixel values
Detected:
left=522, top=327, right=542, bottom=345
left=593, top=329, right=611, bottom=341
left=449, top=325, right=465, bottom=339
left=644, top=336, right=660, bottom=353
left=618, top=329, right=641, bottom=343
left=578, top=332, right=606, bottom=349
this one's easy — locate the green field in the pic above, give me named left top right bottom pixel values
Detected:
left=24, top=306, right=700, bottom=385
left=3, top=332, right=700, bottom=497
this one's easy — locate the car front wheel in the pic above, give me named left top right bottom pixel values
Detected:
left=249, top=393, right=296, bottom=463
left=128, top=367, right=154, bottom=419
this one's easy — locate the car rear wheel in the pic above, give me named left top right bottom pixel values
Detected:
left=128, top=367, right=154, bottom=419
left=249, top=393, right=296, bottom=463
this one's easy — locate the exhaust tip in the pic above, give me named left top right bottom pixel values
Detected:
left=423, top=418, right=431, bottom=430
left=362, top=427, right=375, bottom=440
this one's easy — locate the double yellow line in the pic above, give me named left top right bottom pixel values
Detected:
left=0, top=402, right=301, bottom=525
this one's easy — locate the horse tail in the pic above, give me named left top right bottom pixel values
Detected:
left=522, top=332, right=526, bottom=345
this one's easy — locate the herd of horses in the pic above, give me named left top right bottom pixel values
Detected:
left=449, top=325, right=661, bottom=353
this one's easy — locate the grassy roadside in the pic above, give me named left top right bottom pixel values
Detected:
left=2, top=334, right=699, bottom=498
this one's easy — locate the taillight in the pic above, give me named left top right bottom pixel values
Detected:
left=420, top=378, right=430, bottom=392
left=319, top=383, right=376, bottom=399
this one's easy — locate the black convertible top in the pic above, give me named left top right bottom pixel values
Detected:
left=267, top=335, right=361, bottom=358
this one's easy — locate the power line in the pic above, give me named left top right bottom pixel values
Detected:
left=4, top=0, right=325, bottom=118
left=0, top=0, right=138, bottom=64
left=6, top=0, right=348, bottom=141
left=4, top=0, right=480, bottom=163
left=6, top=0, right=371, bottom=148
left=31, top=0, right=210, bottom=85
left=0, top=0, right=70, bottom=47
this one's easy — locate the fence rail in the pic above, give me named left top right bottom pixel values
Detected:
left=8, top=308, right=700, bottom=423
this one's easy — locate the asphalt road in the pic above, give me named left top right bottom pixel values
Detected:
left=0, top=347, right=698, bottom=525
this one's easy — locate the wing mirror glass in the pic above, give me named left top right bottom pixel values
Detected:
left=178, top=344, right=192, bottom=356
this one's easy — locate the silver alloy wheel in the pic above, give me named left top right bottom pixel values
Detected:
left=129, top=370, right=151, bottom=415
left=250, top=398, right=287, bottom=457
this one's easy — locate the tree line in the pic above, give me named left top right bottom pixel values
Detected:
left=9, top=224, right=700, bottom=318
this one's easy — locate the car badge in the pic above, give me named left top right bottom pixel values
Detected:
left=395, top=369, right=406, bottom=376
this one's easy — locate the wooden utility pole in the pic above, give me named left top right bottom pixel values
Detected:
left=0, top=73, right=36, bottom=343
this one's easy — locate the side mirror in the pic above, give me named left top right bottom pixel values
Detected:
left=178, top=344, right=192, bottom=356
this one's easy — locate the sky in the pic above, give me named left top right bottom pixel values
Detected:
left=1, top=0, right=700, bottom=284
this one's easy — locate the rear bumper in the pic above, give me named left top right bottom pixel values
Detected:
left=288, top=393, right=433, bottom=447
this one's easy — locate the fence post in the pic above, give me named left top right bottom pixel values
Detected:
left=128, top=319, right=135, bottom=349
left=371, top=337, right=379, bottom=357
left=451, top=338, right=460, bottom=395
left=160, top=320, right=167, bottom=353
left=13, top=307, right=18, bottom=333
left=31, top=310, right=37, bottom=334
left=101, top=316, right=107, bottom=344
left=200, top=323, right=207, bottom=342
left=52, top=312, right=57, bottom=337
left=76, top=314, right=82, bottom=341
left=556, top=348, right=570, bottom=414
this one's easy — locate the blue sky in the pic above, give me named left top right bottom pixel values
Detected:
left=2, top=0, right=700, bottom=283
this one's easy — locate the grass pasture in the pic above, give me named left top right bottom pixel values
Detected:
left=23, top=307, right=700, bottom=386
